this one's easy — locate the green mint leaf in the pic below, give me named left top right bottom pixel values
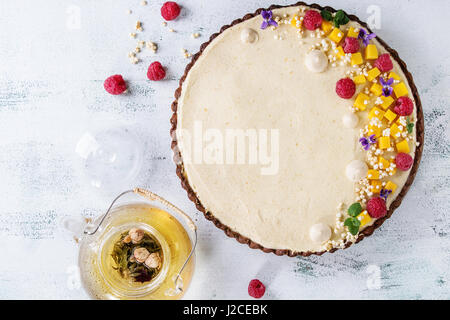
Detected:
left=321, top=10, right=333, bottom=21
left=407, top=123, right=414, bottom=133
left=347, top=202, right=362, bottom=217
left=333, top=10, right=349, bottom=28
left=344, top=217, right=361, bottom=235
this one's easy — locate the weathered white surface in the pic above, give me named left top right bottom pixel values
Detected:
left=0, top=0, right=449, bottom=299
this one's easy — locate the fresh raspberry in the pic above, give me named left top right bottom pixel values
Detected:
left=395, top=152, right=413, bottom=171
left=248, top=279, right=265, bottom=299
left=343, top=37, right=360, bottom=54
left=374, top=53, right=393, bottom=72
left=103, top=75, right=127, bottom=95
left=303, top=10, right=323, bottom=30
left=161, top=1, right=180, bottom=21
left=147, top=62, right=166, bottom=81
left=393, top=96, right=414, bottom=116
left=367, top=197, right=387, bottom=219
left=336, top=78, right=356, bottom=99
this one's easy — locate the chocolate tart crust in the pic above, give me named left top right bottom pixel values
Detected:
left=170, top=2, right=424, bottom=257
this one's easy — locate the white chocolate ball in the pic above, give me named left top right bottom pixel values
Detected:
left=342, top=113, right=359, bottom=128
left=240, top=28, right=259, bottom=44
left=346, top=160, right=368, bottom=182
left=305, top=50, right=328, bottom=73
left=309, top=223, right=332, bottom=243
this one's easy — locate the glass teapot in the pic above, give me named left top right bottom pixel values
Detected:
left=67, top=188, right=197, bottom=300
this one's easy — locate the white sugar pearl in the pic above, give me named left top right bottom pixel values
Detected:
left=240, top=28, right=259, bottom=44
left=305, top=49, right=328, bottom=73
left=309, top=223, right=332, bottom=243
left=342, top=113, right=359, bottom=128
left=346, top=160, right=368, bottom=182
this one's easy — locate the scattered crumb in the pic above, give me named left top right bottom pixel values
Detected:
left=162, top=21, right=167, bottom=27
left=141, top=0, right=147, bottom=5
left=136, top=21, right=143, bottom=31
left=146, top=41, right=158, bottom=53
left=130, top=32, right=137, bottom=38
left=169, top=28, right=175, bottom=33
left=126, top=9, right=132, bottom=15
left=191, top=33, right=200, bottom=39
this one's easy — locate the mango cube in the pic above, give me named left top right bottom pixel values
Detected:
left=335, top=46, right=345, bottom=59
left=321, top=20, right=333, bottom=34
left=368, top=124, right=381, bottom=138
left=347, top=27, right=359, bottom=38
left=354, top=93, right=370, bottom=111
left=357, top=210, right=372, bottom=227
left=379, top=136, right=391, bottom=150
left=365, top=44, right=379, bottom=60
left=328, top=28, right=344, bottom=43
left=396, top=140, right=410, bottom=153
left=380, top=96, right=394, bottom=110
left=390, top=123, right=402, bottom=138
left=388, top=72, right=401, bottom=81
left=351, top=52, right=363, bottom=66
left=353, top=74, right=366, bottom=85
left=378, top=157, right=390, bottom=170
left=367, top=169, right=380, bottom=180
left=370, top=83, right=383, bottom=96
left=393, top=82, right=409, bottom=97
left=384, top=109, right=397, bottom=123
left=290, top=15, right=302, bottom=29
left=368, top=107, right=385, bottom=121
left=385, top=181, right=398, bottom=192
left=367, top=67, right=381, bottom=81
left=371, top=180, right=382, bottom=193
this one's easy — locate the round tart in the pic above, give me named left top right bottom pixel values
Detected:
left=171, top=2, right=424, bottom=256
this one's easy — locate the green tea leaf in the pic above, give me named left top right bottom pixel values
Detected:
left=347, top=202, right=362, bottom=217
left=321, top=10, right=333, bottom=21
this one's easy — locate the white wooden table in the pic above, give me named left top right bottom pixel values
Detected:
left=0, top=0, right=449, bottom=299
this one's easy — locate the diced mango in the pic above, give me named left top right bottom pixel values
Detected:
left=384, top=109, right=397, bottom=123
left=367, top=67, right=381, bottom=81
left=354, top=93, right=370, bottom=111
left=353, top=74, right=366, bottom=85
left=385, top=181, right=398, bottom=192
left=379, top=136, right=391, bottom=150
left=388, top=72, right=401, bottom=81
left=347, top=27, right=359, bottom=38
left=367, top=169, right=380, bottom=180
left=370, top=180, right=382, bottom=193
left=321, top=20, right=333, bottom=34
left=357, top=210, right=372, bottom=227
left=365, top=44, right=379, bottom=60
left=335, top=46, right=345, bottom=59
left=396, top=140, right=410, bottom=153
left=368, top=124, right=381, bottom=138
left=393, top=82, right=409, bottom=97
left=378, top=157, right=390, bottom=170
left=370, top=83, right=383, bottom=96
left=368, top=107, right=384, bottom=121
left=290, top=15, right=303, bottom=29
left=328, top=28, right=344, bottom=43
left=351, top=52, right=363, bottom=66
left=390, top=123, right=402, bottom=138
left=380, top=96, right=394, bottom=110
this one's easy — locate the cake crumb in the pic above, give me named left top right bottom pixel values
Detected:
left=192, top=32, right=201, bottom=39
left=130, top=32, right=137, bottom=38
left=141, top=0, right=147, bottom=5
left=126, top=9, right=132, bottom=15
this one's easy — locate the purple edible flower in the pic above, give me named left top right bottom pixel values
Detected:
left=380, top=188, right=392, bottom=201
left=358, top=28, right=376, bottom=46
left=380, top=77, right=394, bottom=97
left=260, top=10, right=278, bottom=29
left=359, top=134, right=377, bottom=151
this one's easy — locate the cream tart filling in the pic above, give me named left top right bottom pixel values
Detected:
left=175, top=5, right=417, bottom=253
